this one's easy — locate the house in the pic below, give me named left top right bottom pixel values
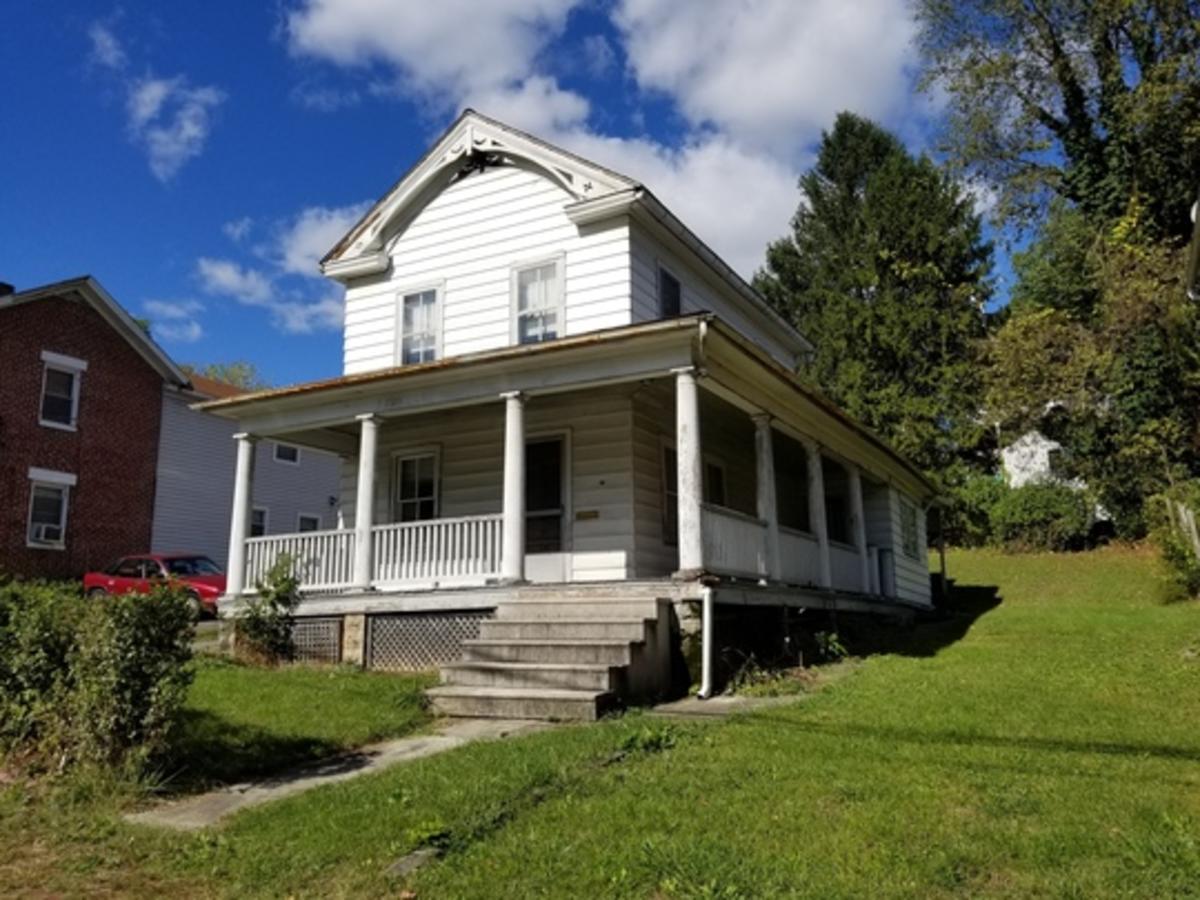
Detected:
left=1000, top=430, right=1066, bottom=489
left=0, top=276, right=341, bottom=581
left=202, top=111, right=938, bottom=718
left=152, top=374, right=342, bottom=570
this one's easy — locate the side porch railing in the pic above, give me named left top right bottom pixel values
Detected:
left=241, top=513, right=503, bottom=594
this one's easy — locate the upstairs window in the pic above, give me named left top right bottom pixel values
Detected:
left=39, top=351, right=87, bottom=430
left=659, top=267, right=682, bottom=318
left=274, top=443, right=300, bottom=465
left=514, top=259, right=562, bottom=345
left=400, top=288, right=440, bottom=365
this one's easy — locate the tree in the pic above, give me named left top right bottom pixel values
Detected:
left=755, top=112, right=994, bottom=482
left=182, top=361, right=269, bottom=390
left=917, top=0, right=1200, bottom=241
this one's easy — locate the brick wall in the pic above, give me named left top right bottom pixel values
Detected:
left=0, top=294, right=164, bottom=579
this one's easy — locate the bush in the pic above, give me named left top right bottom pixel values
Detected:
left=235, top=555, right=300, bottom=664
left=944, top=473, right=1009, bottom=547
left=990, top=482, right=1092, bottom=551
left=0, top=581, right=194, bottom=773
left=1148, top=483, right=1200, bottom=599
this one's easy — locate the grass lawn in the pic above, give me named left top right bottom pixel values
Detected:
left=5, top=545, right=1200, bottom=898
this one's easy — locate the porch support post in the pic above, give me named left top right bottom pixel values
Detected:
left=803, top=438, right=832, bottom=589
left=752, top=413, right=780, bottom=581
left=500, top=391, right=526, bottom=583
left=674, top=366, right=704, bottom=576
left=225, top=432, right=258, bottom=597
left=352, top=413, right=380, bottom=591
left=847, top=463, right=871, bottom=593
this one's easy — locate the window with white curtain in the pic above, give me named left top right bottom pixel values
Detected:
left=400, top=288, right=439, bottom=364
left=513, top=260, right=562, bottom=345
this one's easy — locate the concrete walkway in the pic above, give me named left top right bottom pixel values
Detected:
left=126, top=718, right=548, bottom=831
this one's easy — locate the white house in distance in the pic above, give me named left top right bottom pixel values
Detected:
left=203, top=111, right=937, bottom=719
left=152, top=374, right=342, bottom=568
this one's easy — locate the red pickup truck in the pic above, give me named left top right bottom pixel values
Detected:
left=83, top=553, right=226, bottom=617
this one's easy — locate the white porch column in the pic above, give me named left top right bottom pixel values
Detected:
left=225, top=432, right=258, bottom=596
left=803, top=438, right=832, bottom=589
left=500, top=391, right=526, bottom=583
left=352, top=413, right=380, bottom=591
left=752, top=414, right=780, bottom=581
left=847, top=463, right=871, bottom=593
left=674, top=366, right=704, bottom=575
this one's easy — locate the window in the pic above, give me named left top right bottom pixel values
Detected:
left=399, top=288, right=439, bottom=364
left=662, top=446, right=678, bottom=546
left=773, top=431, right=811, bottom=532
left=822, top=457, right=851, bottom=544
left=250, top=508, right=268, bottom=537
left=900, top=498, right=920, bottom=559
left=27, top=483, right=69, bottom=548
left=113, top=557, right=144, bottom=577
left=274, top=443, right=300, bottom=465
left=513, top=260, right=562, bottom=345
left=164, top=556, right=222, bottom=576
left=298, top=514, right=321, bottom=533
left=659, top=267, right=682, bottom=318
left=39, top=352, right=86, bottom=430
left=393, top=452, right=438, bottom=522
left=703, top=460, right=727, bottom=508
left=526, top=438, right=565, bottom=553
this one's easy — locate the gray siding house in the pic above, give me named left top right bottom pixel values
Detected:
left=151, top=375, right=342, bottom=568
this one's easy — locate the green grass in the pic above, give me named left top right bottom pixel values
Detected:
left=6, top=545, right=1200, bottom=898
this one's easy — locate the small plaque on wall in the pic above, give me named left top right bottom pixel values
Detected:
left=575, top=509, right=600, bottom=521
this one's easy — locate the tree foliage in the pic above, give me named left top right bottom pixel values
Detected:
left=755, top=112, right=994, bottom=482
left=182, top=360, right=270, bottom=390
left=917, top=0, right=1200, bottom=241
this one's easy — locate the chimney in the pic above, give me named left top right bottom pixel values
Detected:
left=0, top=283, right=13, bottom=297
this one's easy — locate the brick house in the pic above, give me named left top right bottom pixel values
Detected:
left=0, top=277, right=189, bottom=579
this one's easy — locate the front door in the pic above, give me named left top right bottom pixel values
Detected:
left=525, top=436, right=568, bottom=582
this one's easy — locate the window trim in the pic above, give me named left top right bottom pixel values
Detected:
left=394, top=281, right=444, bottom=366
left=273, top=442, right=301, bottom=466
left=297, top=512, right=322, bottom=533
left=39, top=351, right=87, bottom=432
left=899, top=496, right=921, bottom=560
left=657, top=262, right=683, bottom=319
left=702, top=454, right=728, bottom=509
left=389, top=445, right=442, bottom=523
left=26, top=468, right=75, bottom=550
left=250, top=506, right=269, bottom=538
left=510, top=254, right=566, bottom=346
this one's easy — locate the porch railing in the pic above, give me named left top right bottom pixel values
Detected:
left=244, top=528, right=356, bottom=593
left=701, top=503, right=768, bottom=578
left=371, top=514, right=503, bottom=585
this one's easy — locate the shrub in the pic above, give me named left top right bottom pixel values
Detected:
left=1149, top=483, right=1200, bottom=599
left=235, top=555, right=300, bottom=664
left=990, top=482, right=1092, bottom=551
left=944, top=473, right=1008, bottom=547
left=0, top=581, right=194, bottom=773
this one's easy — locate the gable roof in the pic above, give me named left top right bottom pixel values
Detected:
left=320, top=110, right=810, bottom=354
left=0, top=276, right=190, bottom=387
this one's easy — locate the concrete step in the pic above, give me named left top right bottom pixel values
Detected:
left=462, top=639, right=635, bottom=665
left=427, top=685, right=613, bottom=721
left=479, top=619, right=648, bottom=641
left=495, top=599, right=660, bottom=620
left=442, top=661, right=619, bottom=691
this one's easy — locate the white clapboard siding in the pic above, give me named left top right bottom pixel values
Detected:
left=337, top=386, right=637, bottom=581
left=151, top=392, right=343, bottom=568
left=779, top=527, right=822, bottom=586
left=629, top=221, right=799, bottom=369
left=343, top=165, right=633, bottom=374
left=829, top=543, right=863, bottom=593
left=889, top=486, right=932, bottom=605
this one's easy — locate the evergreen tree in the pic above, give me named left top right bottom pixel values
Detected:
left=755, top=113, right=994, bottom=482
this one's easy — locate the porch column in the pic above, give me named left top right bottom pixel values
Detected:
left=752, top=414, right=781, bottom=581
left=225, top=432, right=258, bottom=596
left=847, top=463, right=871, bottom=593
left=352, top=413, right=380, bottom=591
left=500, top=391, right=526, bottom=583
left=674, top=366, right=704, bottom=575
left=802, top=438, right=832, bottom=589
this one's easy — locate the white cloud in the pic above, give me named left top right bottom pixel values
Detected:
left=290, top=81, right=362, bottom=112
left=612, top=0, right=919, bottom=156
left=197, top=258, right=273, bottom=303
left=273, top=202, right=372, bottom=277
left=222, top=216, right=254, bottom=242
left=87, top=21, right=225, bottom=181
left=961, top=177, right=1000, bottom=217
left=88, top=22, right=127, bottom=70
left=144, top=299, right=204, bottom=343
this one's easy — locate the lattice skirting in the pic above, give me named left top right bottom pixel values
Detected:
left=292, top=617, right=343, bottom=664
left=366, top=610, right=490, bottom=671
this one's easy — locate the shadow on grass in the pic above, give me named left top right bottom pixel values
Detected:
left=157, top=709, right=345, bottom=794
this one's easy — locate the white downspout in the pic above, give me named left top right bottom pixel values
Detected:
left=697, top=584, right=715, bottom=699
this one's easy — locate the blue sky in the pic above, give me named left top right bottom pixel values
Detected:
left=1, top=1, right=1004, bottom=386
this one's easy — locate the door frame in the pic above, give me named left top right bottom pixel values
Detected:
left=525, top=428, right=572, bottom=581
